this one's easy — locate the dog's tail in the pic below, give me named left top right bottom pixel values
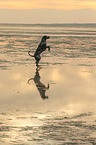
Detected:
left=28, top=51, right=34, bottom=57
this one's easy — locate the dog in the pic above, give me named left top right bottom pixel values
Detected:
left=28, top=35, right=50, bottom=66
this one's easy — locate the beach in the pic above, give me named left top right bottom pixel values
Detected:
left=0, top=23, right=96, bottom=144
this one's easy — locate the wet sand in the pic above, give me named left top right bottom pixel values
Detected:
left=0, top=24, right=96, bottom=144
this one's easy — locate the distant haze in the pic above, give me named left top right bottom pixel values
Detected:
left=0, top=9, right=96, bottom=24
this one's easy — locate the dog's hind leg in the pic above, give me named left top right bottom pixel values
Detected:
left=35, top=55, right=41, bottom=67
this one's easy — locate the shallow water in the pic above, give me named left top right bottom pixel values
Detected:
left=0, top=24, right=96, bottom=144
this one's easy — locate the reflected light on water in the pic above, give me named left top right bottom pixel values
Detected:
left=9, top=73, right=23, bottom=81
left=0, top=62, right=96, bottom=114
left=49, top=68, right=64, bottom=82
left=78, top=67, right=92, bottom=80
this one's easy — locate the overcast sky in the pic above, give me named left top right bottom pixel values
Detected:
left=0, top=0, right=96, bottom=23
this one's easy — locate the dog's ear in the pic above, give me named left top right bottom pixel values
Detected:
left=42, top=35, right=47, bottom=40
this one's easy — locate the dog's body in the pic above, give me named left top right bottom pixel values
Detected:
left=28, top=35, right=50, bottom=66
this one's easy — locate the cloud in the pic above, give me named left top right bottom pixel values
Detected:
left=0, top=9, right=96, bottom=23
left=0, top=0, right=96, bottom=10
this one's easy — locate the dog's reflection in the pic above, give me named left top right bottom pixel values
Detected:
left=28, top=67, right=49, bottom=99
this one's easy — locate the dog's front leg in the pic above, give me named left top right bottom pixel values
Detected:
left=46, top=46, right=50, bottom=51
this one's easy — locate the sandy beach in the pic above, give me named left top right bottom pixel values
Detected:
left=0, top=24, right=96, bottom=144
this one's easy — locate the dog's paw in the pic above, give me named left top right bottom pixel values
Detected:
left=48, top=46, right=50, bottom=51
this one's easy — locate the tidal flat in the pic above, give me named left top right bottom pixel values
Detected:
left=0, top=24, right=96, bottom=144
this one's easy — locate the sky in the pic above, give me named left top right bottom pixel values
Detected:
left=0, top=0, right=96, bottom=23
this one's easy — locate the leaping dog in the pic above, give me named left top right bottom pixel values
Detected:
left=28, top=35, right=50, bottom=66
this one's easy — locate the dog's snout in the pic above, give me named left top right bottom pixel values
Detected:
left=47, top=36, right=50, bottom=39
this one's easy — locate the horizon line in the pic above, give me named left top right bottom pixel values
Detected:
left=0, top=22, right=96, bottom=25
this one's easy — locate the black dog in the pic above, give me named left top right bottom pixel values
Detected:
left=28, top=35, right=50, bottom=66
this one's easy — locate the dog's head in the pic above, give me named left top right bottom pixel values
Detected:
left=42, top=35, right=50, bottom=40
